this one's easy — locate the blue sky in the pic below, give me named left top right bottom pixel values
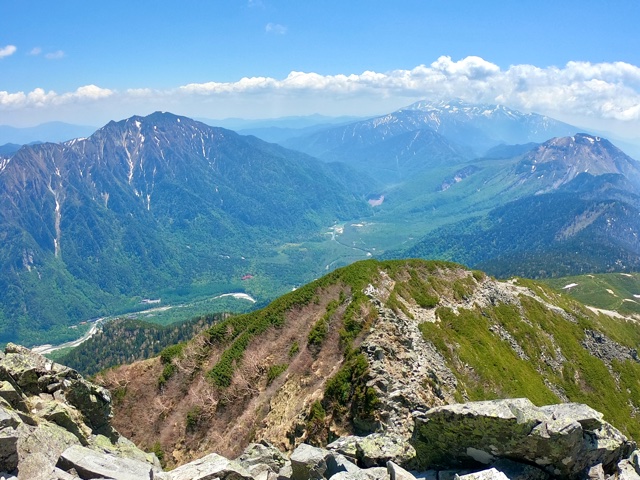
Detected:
left=2, top=0, right=640, bottom=140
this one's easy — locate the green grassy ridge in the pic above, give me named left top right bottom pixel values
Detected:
left=541, top=272, right=640, bottom=315
left=417, top=277, right=640, bottom=440
left=204, top=259, right=460, bottom=386
left=133, top=259, right=640, bottom=443
left=205, top=259, right=390, bottom=387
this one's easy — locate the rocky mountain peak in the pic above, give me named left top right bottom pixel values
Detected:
left=516, top=133, right=640, bottom=192
left=402, top=99, right=524, bottom=118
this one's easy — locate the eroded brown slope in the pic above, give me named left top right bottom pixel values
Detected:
left=97, top=259, right=640, bottom=469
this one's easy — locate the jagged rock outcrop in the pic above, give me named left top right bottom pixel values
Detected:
left=236, top=441, right=288, bottom=478
left=412, top=398, right=636, bottom=479
left=0, top=344, right=159, bottom=479
left=581, top=330, right=640, bottom=366
left=327, top=433, right=416, bottom=468
left=168, top=453, right=253, bottom=480
left=360, top=281, right=458, bottom=437
left=56, top=445, right=165, bottom=480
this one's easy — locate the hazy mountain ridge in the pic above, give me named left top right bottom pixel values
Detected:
left=280, top=100, right=580, bottom=188
left=286, top=99, right=578, bottom=158
left=0, top=121, right=97, bottom=145
left=403, top=99, right=578, bottom=147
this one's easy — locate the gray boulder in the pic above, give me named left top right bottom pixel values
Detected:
left=363, top=467, right=391, bottom=480
left=0, top=408, right=21, bottom=473
left=617, top=452, right=640, bottom=480
left=236, top=441, right=288, bottom=474
left=168, top=452, right=253, bottom=480
left=328, top=433, right=415, bottom=468
left=490, top=458, right=549, bottom=480
left=585, top=463, right=605, bottom=480
left=327, top=437, right=359, bottom=464
left=386, top=461, right=416, bottom=480
left=51, top=468, right=77, bottom=480
left=57, top=445, right=166, bottom=480
left=278, top=461, right=293, bottom=480
left=0, top=381, right=26, bottom=413
left=290, top=444, right=331, bottom=480
left=63, top=377, right=114, bottom=438
left=290, top=444, right=361, bottom=480
left=412, top=398, right=634, bottom=478
left=16, top=420, right=80, bottom=480
left=330, top=472, right=372, bottom=480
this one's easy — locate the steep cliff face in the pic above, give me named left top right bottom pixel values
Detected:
left=97, top=259, right=640, bottom=470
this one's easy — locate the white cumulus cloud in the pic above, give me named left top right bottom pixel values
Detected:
left=169, top=56, right=640, bottom=123
left=2, top=56, right=640, bottom=134
left=0, top=85, right=113, bottom=109
left=0, top=45, right=17, bottom=59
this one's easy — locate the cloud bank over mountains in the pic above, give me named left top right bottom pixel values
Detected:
left=2, top=56, right=640, bottom=134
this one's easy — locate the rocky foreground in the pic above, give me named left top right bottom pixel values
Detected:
left=0, top=344, right=638, bottom=480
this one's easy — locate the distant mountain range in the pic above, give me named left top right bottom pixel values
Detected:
left=198, top=114, right=367, bottom=144
left=0, top=112, right=372, bottom=345
left=281, top=99, right=579, bottom=185
left=0, top=121, right=97, bottom=145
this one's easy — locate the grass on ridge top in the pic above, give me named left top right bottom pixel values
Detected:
left=542, top=272, right=640, bottom=315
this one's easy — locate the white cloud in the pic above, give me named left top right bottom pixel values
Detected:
left=0, top=91, right=27, bottom=107
left=2, top=56, right=640, bottom=134
left=27, top=88, right=57, bottom=106
left=29, top=47, right=42, bottom=56
left=0, top=45, right=17, bottom=59
left=45, top=50, right=65, bottom=60
left=431, top=55, right=500, bottom=80
left=0, top=85, right=113, bottom=109
left=72, top=85, right=113, bottom=100
left=265, top=23, right=287, bottom=35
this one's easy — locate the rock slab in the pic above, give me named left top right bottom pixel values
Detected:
left=57, top=445, right=164, bottom=480
left=168, top=452, right=253, bottom=480
left=412, top=398, right=635, bottom=479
